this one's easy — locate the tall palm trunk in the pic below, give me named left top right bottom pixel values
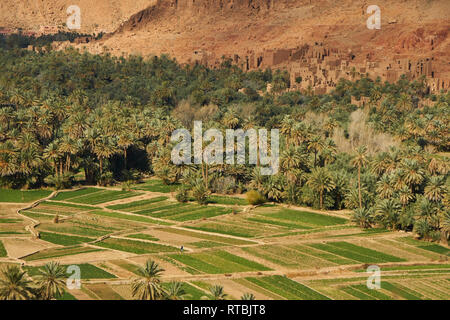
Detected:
left=358, top=164, right=362, bottom=209
left=320, top=189, right=323, bottom=210
left=123, top=148, right=127, bottom=169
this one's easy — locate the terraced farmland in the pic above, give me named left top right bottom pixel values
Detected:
left=1, top=184, right=449, bottom=300
left=53, top=188, right=142, bottom=205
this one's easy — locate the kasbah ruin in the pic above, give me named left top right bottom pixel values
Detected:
left=192, top=43, right=449, bottom=97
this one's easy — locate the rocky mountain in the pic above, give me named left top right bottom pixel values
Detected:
left=1, top=0, right=449, bottom=91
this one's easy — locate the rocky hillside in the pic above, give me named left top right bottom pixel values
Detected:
left=0, top=0, right=156, bottom=33
left=2, top=1, right=449, bottom=77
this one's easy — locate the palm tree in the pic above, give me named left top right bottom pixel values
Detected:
left=202, top=285, right=228, bottom=300
left=398, top=186, right=414, bottom=209
left=306, top=167, right=335, bottom=209
left=241, top=293, right=256, bottom=300
left=307, top=136, right=325, bottom=167
left=164, top=282, right=189, bottom=300
left=442, top=211, right=450, bottom=240
left=92, top=136, right=118, bottom=175
left=351, top=146, right=369, bottom=209
left=424, top=176, right=446, bottom=202
left=376, top=175, right=394, bottom=199
left=0, top=266, right=34, bottom=300
left=375, top=199, right=401, bottom=230
left=131, top=260, right=165, bottom=300
left=36, top=261, right=66, bottom=300
left=401, top=159, right=425, bottom=192
left=351, top=208, right=373, bottom=229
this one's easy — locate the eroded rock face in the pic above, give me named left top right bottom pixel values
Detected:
left=2, top=0, right=449, bottom=90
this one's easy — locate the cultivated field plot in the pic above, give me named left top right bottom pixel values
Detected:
left=23, top=245, right=104, bottom=261
left=166, top=250, right=272, bottom=274
left=304, top=267, right=450, bottom=300
left=95, top=237, right=178, bottom=254
left=237, top=276, right=330, bottom=300
left=108, top=197, right=232, bottom=222
left=0, top=189, right=52, bottom=203
left=1, top=187, right=448, bottom=300
left=53, top=188, right=142, bottom=205
left=185, top=207, right=350, bottom=238
left=131, top=179, right=179, bottom=193
left=24, top=263, right=117, bottom=279
left=0, top=204, right=28, bottom=236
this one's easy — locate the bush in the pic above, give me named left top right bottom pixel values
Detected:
left=192, top=183, right=210, bottom=205
left=121, top=181, right=132, bottom=191
left=98, top=172, right=114, bottom=187
left=44, top=173, right=74, bottom=190
left=175, top=186, right=189, bottom=203
left=246, top=190, right=266, bottom=205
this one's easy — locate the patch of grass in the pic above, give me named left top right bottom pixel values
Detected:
left=85, top=283, right=123, bottom=300
left=69, top=190, right=142, bottom=205
left=354, top=264, right=450, bottom=272
left=25, top=263, right=116, bottom=279
left=418, top=244, right=450, bottom=256
left=308, top=241, right=405, bottom=264
left=348, top=284, right=392, bottom=300
left=328, top=242, right=405, bottom=262
left=190, top=241, right=225, bottom=248
left=0, top=189, right=52, bottom=203
left=95, top=237, right=177, bottom=254
left=24, top=246, right=103, bottom=261
left=207, top=196, right=247, bottom=206
left=246, top=276, right=329, bottom=300
left=57, top=291, right=77, bottom=300
left=161, top=282, right=206, bottom=300
left=53, top=188, right=101, bottom=201
left=126, top=233, right=159, bottom=241
left=0, top=218, right=21, bottom=223
left=0, top=240, right=7, bottom=257
left=168, top=254, right=225, bottom=274
left=158, top=228, right=254, bottom=245
left=39, top=231, right=95, bottom=246
left=106, top=197, right=168, bottom=210
left=186, top=224, right=256, bottom=238
left=41, top=201, right=95, bottom=210
left=212, top=251, right=271, bottom=271
left=132, top=180, right=179, bottom=193
left=88, top=210, right=171, bottom=225
left=110, top=260, right=140, bottom=275
left=262, top=209, right=347, bottom=227
left=169, top=251, right=270, bottom=274
left=381, top=282, right=423, bottom=300
left=171, top=207, right=232, bottom=222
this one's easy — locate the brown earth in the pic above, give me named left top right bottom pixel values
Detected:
left=60, top=0, right=450, bottom=76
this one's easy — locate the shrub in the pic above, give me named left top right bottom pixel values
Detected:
left=246, top=190, right=266, bottom=205
left=98, top=172, right=114, bottom=187
left=121, top=180, right=132, bottom=191
left=44, top=173, right=74, bottom=190
left=175, top=186, right=189, bottom=203
left=192, top=183, right=210, bottom=205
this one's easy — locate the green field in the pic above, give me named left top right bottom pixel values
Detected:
left=39, top=231, right=95, bottom=246
left=24, top=246, right=104, bottom=261
left=168, top=250, right=271, bottom=274
left=0, top=189, right=52, bottom=203
left=131, top=180, right=179, bottom=193
left=95, top=237, right=178, bottom=254
left=246, top=276, right=330, bottom=300
left=0, top=240, right=7, bottom=257
left=53, top=188, right=142, bottom=205
left=25, top=263, right=116, bottom=279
